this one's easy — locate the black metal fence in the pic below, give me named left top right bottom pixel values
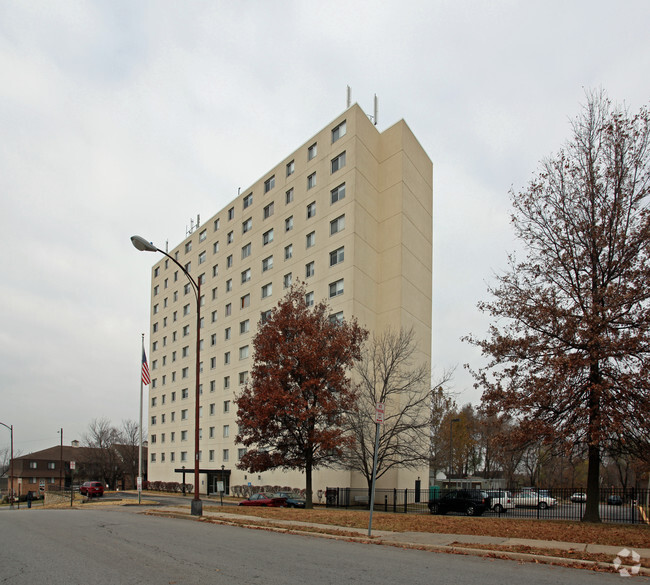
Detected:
left=324, top=486, right=650, bottom=525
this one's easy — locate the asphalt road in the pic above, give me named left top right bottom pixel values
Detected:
left=1, top=507, right=643, bottom=585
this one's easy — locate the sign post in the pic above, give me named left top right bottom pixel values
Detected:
left=367, top=403, right=385, bottom=537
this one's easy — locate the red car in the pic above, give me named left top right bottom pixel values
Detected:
left=80, top=481, right=104, bottom=497
left=238, top=492, right=287, bottom=507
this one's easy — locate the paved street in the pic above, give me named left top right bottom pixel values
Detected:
left=1, top=507, right=643, bottom=585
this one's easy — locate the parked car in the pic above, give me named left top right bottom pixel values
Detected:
left=79, top=481, right=104, bottom=497
left=428, top=490, right=492, bottom=516
left=485, top=490, right=515, bottom=513
left=272, top=492, right=306, bottom=508
left=238, top=492, right=287, bottom=507
left=511, top=491, right=557, bottom=509
left=570, top=492, right=587, bottom=503
left=607, top=495, right=623, bottom=506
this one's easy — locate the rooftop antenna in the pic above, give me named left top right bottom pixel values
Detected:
left=367, top=94, right=379, bottom=126
left=165, top=239, right=169, bottom=253
left=374, top=94, right=378, bottom=126
left=196, top=214, right=200, bottom=229
left=346, top=86, right=351, bottom=108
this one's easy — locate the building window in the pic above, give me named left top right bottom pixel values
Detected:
left=210, top=357, right=216, bottom=369
left=210, top=403, right=216, bottom=415
left=223, top=400, right=230, bottom=413
left=239, top=371, right=248, bottom=385
left=240, top=319, right=249, bottom=334
left=262, top=255, right=273, bottom=272
left=209, top=450, right=215, bottom=462
left=331, top=183, right=346, bottom=204
left=286, top=160, right=295, bottom=176
left=214, top=218, right=220, bottom=231
left=153, top=304, right=159, bottom=315
left=227, top=231, right=234, bottom=244
left=261, top=283, right=272, bottom=298
left=151, top=416, right=156, bottom=426
left=199, top=229, right=207, bottom=242
left=185, top=241, right=192, bottom=253
left=224, top=351, right=230, bottom=365
left=225, top=327, right=231, bottom=340
left=184, top=261, right=191, bottom=273
left=228, top=207, right=235, bottom=220
left=224, top=375, right=230, bottom=389
left=242, top=218, right=252, bottom=234
left=227, top=254, right=233, bottom=268
left=330, top=214, right=345, bottom=235
left=307, top=202, right=316, bottom=218
left=330, top=246, right=344, bottom=266
left=329, top=279, right=344, bottom=298
left=151, top=453, right=156, bottom=463
left=286, top=188, right=294, bottom=204
left=241, top=268, right=251, bottom=283
left=225, top=303, right=232, bottom=316
left=284, top=244, right=293, bottom=260
left=182, top=367, right=189, bottom=378
left=238, top=448, right=246, bottom=460
left=153, top=286, right=159, bottom=297
left=181, top=409, right=188, bottom=420
left=285, top=216, right=293, bottom=232
left=307, top=173, right=316, bottom=190
left=306, top=231, right=315, bottom=248
left=283, top=273, right=292, bottom=289
left=305, top=261, right=315, bottom=278
left=239, top=346, right=249, bottom=360
left=305, top=291, right=314, bottom=306
left=182, top=346, right=189, bottom=358
left=308, top=142, right=317, bottom=160
left=226, top=278, right=233, bottom=292
left=48, top=462, right=55, bottom=469
left=330, top=311, right=344, bottom=324
left=263, top=229, right=274, bottom=245
left=211, top=310, right=218, bottom=323
left=264, top=175, right=275, bottom=193
left=183, top=304, right=191, bottom=316
left=183, top=325, right=190, bottom=337
left=243, top=192, right=253, bottom=209
left=241, top=294, right=250, bottom=309
left=223, top=449, right=230, bottom=462
left=242, top=242, right=251, bottom=259
left=180, top=451, right=187, bottom=462
left=223, top=425, right=230, bottom=438
left=332, top=120, right=346, bottom=142
left=263, top=202, right=274, bottom=219
left=213, top=264, right=219, bottom=277
left=331, top=151, right=346, bottom=173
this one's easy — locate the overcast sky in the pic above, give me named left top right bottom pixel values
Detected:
left=1, top=0, right=648, bottom=456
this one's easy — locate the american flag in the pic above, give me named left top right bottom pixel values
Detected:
left=142, top=349, right=151, bottom=385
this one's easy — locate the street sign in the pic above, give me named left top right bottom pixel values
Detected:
left=137, top=476, right=142, bottom=490
left=70, top=461, right=76, bottom=470
left=375, top=403, right=385, bottom=424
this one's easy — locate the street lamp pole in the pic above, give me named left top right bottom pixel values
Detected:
left=449, top=418, right=460, bottom=483
left=131, top=235, right=203, bottom=516
left=0, top=422, right=13, bottom=508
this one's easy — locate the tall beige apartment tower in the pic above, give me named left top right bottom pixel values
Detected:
left=145, top=104, right=432, bottom=497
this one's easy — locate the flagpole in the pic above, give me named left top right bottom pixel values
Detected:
left=139, top=333, right=144, bottom=505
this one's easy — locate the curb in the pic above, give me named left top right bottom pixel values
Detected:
left=143, top=508, right=649, bottom=576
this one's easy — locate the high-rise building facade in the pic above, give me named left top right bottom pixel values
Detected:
left=146, top=104, right=432, bottom=496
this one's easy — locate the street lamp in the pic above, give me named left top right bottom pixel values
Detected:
left=449, top=417, right=460, bottom=484
left=0, top=421, right=13, bottom=508
left=131, top=235, right=203, bottom=517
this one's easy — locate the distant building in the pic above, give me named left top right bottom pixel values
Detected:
left=145, top=103, right=433, bottom=495
left=5, top=442, right=147, bottom=497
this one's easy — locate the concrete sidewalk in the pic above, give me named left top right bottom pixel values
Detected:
left=144, top=505, right=650, bottom=574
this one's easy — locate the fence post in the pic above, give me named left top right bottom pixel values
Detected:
left=393, top=488, right=397, bottom=513
left=404, top=489, right=408, bottom=513
left=384, top=494, right=388, bottom=512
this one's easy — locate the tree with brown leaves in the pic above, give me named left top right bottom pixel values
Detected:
left=467, top=91, right=650, bottom=522
left=235, top=284, right=367, bottom=508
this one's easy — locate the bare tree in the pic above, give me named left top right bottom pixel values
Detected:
left=429, top=385, right=456, bottom=481
left=83, top=417, right=121, bottom=488
left=114, top=419, right=145, bottom=489
left=467, top=91, right=650, bottom=521
left=342, top=327, right=450, bottom=489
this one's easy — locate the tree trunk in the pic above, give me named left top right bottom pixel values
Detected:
left=305, top=456, right=313, bottom=509
left=583, top=376, right=602, bottom=523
